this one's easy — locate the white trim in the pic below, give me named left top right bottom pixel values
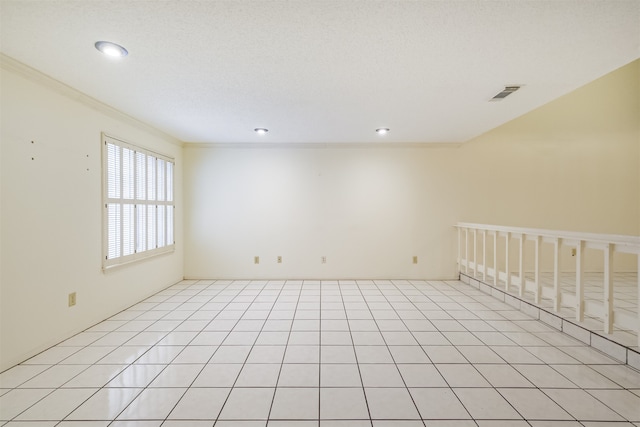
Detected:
left=456, top=222, right=640, bottom=253
left=103, top=246, right=176, bottom=272
left=105, top=133, right=175, bottom=163
left=455, top=222, right=640, bottom=347
left=1, top=53, right=182, bottom=147
left=182, top=142, right=463, bottom=149
left=102, top=133, right=175, bottom=270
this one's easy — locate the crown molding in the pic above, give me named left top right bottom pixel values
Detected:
left=1, top=53, right=182, bottom=147
left=182, top=141, right=463, bottom=149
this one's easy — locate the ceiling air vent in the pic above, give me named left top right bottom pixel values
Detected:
left=490, top=85, right=521, bottom=101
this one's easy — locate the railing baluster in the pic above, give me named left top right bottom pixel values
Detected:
left=534, top=235, right=541, bottom=304
left=576, top=240, right=585, bottom=322
left=482, top=229, right=487, bottom=282
left=455, top=223, right=640, bottom=352
left=553, top=238, right=561, bottom=312
left=457, top=227, right=461, bottom=274
left=465, top=228, right=469, bottom=274
left=493, top=231, right=498, bottom=286
left=473, top=229, right=477, bottom=277
left=603, top=243, right=614, bottom=334
left=519, top=234, right=526, bottom=297
left=505, top=232, right=510, bottom=292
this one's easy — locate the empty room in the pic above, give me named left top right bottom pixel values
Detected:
left=1, top=0, right=639, bottom=426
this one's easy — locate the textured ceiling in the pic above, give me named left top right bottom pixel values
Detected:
left=1, top=0, right=639, bottom=144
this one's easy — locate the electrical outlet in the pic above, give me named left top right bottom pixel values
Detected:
left=254, top=256, right=260, bottom=264
left=412, top=256, right=418, bottom=264
left=68, top=292, right=76, bottom=307
left=277, top=256, right=282, bottom=263
left=571, top=248, right=576, bottom=257
left=321, top=256, right=327, bottom=264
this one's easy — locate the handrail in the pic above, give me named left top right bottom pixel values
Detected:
left=456, top=222, right=640, bottom=253
left=455, top=222, right=640, bottom=347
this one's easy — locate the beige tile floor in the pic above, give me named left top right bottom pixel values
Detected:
left=1, top=279, right=639, bottom=426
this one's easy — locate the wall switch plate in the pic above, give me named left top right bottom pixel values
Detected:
left=254, top=256, right=260, bottom=264
left=413, top=256, right=418, bottom=264
left=277, top=256, right=282, bottom=263
left=68, top=292, right=76, bottom=307
left=321, top=256, right=327, bottom=264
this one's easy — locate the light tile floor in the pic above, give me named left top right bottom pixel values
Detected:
left=471, top=271, right=639, bottom=348
left=551, top=272, right=637, bottom=348
left=1, top=279, right=640, bottom=426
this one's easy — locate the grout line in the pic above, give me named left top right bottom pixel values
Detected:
left=107, top=278, right=238, bottom=425
left=377, top=279, right=475, bottom=424
left=6, top=279, right=230, bottom=426
left=3, top=278, right=640, bottom=425
left=264, top=279, right=304, bottom=423
left=460, top=272, right=640, bottom=368
left=318, top=281, right=322, bottom=427
left=457, top=275, right=638, bottom=422
left=337, top=280, right=375, bottom=427
left=212, top=280, right=284, bottom=425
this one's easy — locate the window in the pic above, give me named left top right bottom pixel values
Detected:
left=103, top=134, right=175, bottom=269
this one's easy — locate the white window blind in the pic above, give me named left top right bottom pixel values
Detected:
left=103, top=134, right=175, bottom=268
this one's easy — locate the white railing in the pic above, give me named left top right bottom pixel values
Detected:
left=455, top=223, right=640, bottom=346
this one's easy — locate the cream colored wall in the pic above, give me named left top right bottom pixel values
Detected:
left=458, top=59, right=639, bottom=271
left=460, top=61, right=638, bottom=235
left=1, top=55, right=636, bottom=370
left=0, top=64, right=184, bottom=371
left=184, top=144, right=463, bottom=280
left=184, top=60, right=638, bottom=279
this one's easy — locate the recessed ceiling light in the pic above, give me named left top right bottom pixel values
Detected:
left=254, top=128, right=269, bottom=135
left=95, top=41, right=128, bottom=58
left=376, top=128, right=390, bottom=134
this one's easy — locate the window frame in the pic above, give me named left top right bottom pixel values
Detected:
left=102, top=133, right=175, bottom=270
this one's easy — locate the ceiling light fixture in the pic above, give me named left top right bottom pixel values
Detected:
left=95, top=41, right=128, bottom=58
left=254, top=128, right=269, bottom=135
left=376, top=128, right=390, bottom=134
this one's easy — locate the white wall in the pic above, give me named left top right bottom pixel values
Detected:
left=0, top=60, right=184, bottom=371
left=2, top=54, right=637, bottom=370
left=183, top=60, right=639, bottom=280
left=184, top=144, right=463, bottom=280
